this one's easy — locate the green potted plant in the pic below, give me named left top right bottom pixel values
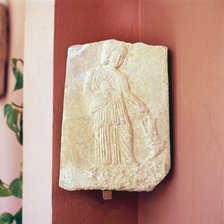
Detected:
left=0, top=58, right=23, bottom=224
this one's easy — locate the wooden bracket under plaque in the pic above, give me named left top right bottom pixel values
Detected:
left=102, top=190, right=112, bottom=200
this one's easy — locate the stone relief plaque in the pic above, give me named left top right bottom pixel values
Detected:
left=59, top=39, right=170, bottom=192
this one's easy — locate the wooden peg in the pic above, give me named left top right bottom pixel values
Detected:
left=102, top=190, right=112, bottom=200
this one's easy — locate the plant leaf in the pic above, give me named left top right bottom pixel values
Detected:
left=0, top=180, right=11, bottom=197
left=3, top=104, right=10, bottom=117
left=14, top=208, right=22, bottom=224
left=18, top=112, right=23, bottom=145
left=4, top=104, right=19, bottom=133
left=12, top=58, right=23, bottom=91
left=0, top=213, right=14, bottom=224
left=12, top=58, right=23, bottom=67
left=9, top=178, right=22, bottom=198
left=19, top=172, right=22, bottom=182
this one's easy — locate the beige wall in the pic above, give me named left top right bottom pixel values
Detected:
left=23, top=0, right=54, bottom=223
left=0, top=0, right=24, bottom=214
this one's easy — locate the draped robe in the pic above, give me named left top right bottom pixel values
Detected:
left=84, top=66, right=135, bottom=165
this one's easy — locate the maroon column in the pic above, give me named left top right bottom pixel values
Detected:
left=53, top=0, right=139, bottom=223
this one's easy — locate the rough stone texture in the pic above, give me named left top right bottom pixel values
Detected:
left=59, top=39, right=170, bottom=192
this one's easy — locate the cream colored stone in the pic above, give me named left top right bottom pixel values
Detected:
left=59, top=39, right=170, bottom=192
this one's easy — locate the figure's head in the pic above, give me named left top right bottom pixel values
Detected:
left=100, top=40, right=127, bottom=69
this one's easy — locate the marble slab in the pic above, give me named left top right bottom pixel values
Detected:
left=59, top=39, right=170, bottom=192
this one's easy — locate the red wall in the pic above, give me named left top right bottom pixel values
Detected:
left=53, top=0, right=224, bottom=223
left=139, top=1, right=224, bottom=223
left=53, top=0, right=139, bottom=223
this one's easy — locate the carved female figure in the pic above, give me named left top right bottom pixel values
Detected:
left=83, top=40, right=146, bottom=166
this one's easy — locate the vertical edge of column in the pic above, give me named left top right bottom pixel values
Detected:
left=23, top=0, right=55, bottom=223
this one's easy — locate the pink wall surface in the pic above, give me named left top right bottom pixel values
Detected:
left=138, top=1, right=224, bottom=223
left=0, top=0, right=24, bottom=214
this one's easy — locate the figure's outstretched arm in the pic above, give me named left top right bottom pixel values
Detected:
left=120, top=74, right=147, bottom=112
left=120, top=75, right=139, bottom=104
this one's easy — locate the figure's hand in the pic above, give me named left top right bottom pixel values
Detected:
left=135, top=101, right=147, bottom=119
left=138, top=101, right=147, bottom=113
left=100, top=81, right=110, bottom=91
